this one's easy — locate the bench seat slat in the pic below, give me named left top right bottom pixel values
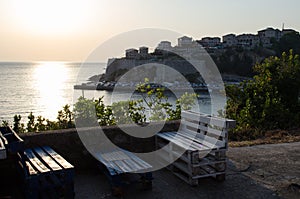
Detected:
left=122, top=150, right=152, bottom=170
left=161, top=132, right=203, bottom=151
left=96, top=149, right=152, bottom=175
left=25, top=149, right=50, bottom=173
left=95, top=152, right=121, bottom=175
left=123, top=158, right=144, bottom=171
left=158, top=132, right=209, bottom=151
left=181, top=120, right=226, bottom=138
left=102, top=150, right=129, bottom=162
left=42, top=146, right=74, bottom=170
left=0, top=132, right=8, bottom=145
left=26, top=161, right=38, bottom=175
left=178, top=130, right=224, bottom=150
left=114, top=160, right=132, bottom=173
left=0, top=138, right=6, bottom=160
left=181, top=111, right=236, bottom=129
left=34, top=147, right=62, bottom=171
left=157, top=132, right=194, bottom=150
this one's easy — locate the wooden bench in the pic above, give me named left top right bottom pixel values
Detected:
left=0, top=132, right=7, bottom=159
left=0, top=126, right=24, bottom=155
left=156, top=110, right=236, bottom=185
left=17, top=146, right=75, bottom=199
left=94, top=149, right=153, bottom=196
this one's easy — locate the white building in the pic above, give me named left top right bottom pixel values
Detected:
left=258, top=27, right=282, bottom=47
left=178, top=36, right=193, bottom=47
left=157, top=41, right=172, bottom=51
left=198, top=37, right=221, bottom=48
left=222, top=34, right=237, bottom=47
left=236, top=34, right=259, bottom=49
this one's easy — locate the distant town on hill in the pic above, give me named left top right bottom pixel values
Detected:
left=102, top=27, right=300, bottom=83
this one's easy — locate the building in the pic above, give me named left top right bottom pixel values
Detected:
left=197, top=37, right=221, bottom=48
left=139, top=46, right=149, bottom=58
left=178, top=36, right=193, bottom=47
left=222, top=34, right=237, bottom=47
left=258, top=27, right=282, bottom=47
left=282, top=29, right=297, bottom=35
left=157, top=41, right=172, bottom=51
left=125, top=48, right=139, bottom=59
left=236, top=34, right=259, bottom=49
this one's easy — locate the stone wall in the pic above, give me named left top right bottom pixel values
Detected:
left=20, top=121, right=179, bottom=170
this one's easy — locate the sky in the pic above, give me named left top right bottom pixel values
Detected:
left=0, top=0, right=299, bottom=62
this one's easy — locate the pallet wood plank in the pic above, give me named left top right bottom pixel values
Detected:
left=158, top=132, right=211, bottom=151
left=42, top=146, right=74, bottom=170
left=94, top=152, right=121, bottom=175
left=25, top=161, right=38, bottom=175
left=0, top=137, right=6, bottom=159
left=181, top=111, right=236, bottom=129
left=178, top=130, right=223, bottom=149
left=34, top=147, right=62, bottom=171
left=114, top=160, right=132, bottom=173
left=123, top=150, right=152, bottom=170
left=182, top=119, right=226, bottom=138
left=0, top=132, right=8, bottom=145
left=25, top=149, right=50, bottom=173
left=158, top=132, right=198, bottom=151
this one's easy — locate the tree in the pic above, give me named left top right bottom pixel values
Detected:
left=13, top=115, right=25, bottom=133
left=111, top=100, right=146, bottom=125
left=136, top=78, right=198, bottom=122
left=27, top=112, right=37, bottom=132
left=273, top=32, right=300, bottom=56
left=73, top=96, right=114, bottom=127
left=57, top=105, right=75, bottom=129
left=226, top=50, right=300, bottom=140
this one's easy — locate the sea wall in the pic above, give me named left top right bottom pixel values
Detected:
left=20, top=121, right=179, bottom=170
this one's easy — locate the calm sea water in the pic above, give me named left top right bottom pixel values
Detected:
left=0, top=62, right=104, bottom=123
left=0, top=62, right=220, bottom=124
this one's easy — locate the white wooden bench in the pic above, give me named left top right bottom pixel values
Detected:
left=156, top=110, right=236, bottom=185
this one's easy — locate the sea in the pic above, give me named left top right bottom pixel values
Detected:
left=0, top=62, right=222, bottom=124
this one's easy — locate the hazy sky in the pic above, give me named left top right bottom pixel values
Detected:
left=0, top=0, right=299, bottom=62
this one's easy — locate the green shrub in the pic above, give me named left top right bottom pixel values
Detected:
left=226, top=50, right=300, bottom=140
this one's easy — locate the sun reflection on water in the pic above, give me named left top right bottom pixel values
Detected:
left=33, top=62, right=69, bottom=120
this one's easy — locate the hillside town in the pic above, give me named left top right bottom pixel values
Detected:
left=103, top=26, right=299, bottom=80
left=122, top=27, right=298, bottom=60
left=74, top=26, right=299, bottom=90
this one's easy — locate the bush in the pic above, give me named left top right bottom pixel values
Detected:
left=226, top=50, right=300, bottom=140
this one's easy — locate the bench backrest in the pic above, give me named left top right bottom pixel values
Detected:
left=180, top=111, right=236, bottom=149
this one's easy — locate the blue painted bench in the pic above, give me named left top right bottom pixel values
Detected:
left=0, top=126, right=24, bottom=155
left=17, top=146, right=75, bottom=199
left=0, top=132, right=7, bottom=159
left=94, top=149, right=153, bottom=196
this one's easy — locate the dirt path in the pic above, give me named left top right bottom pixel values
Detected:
left=228, top=142, right=300, bottom=199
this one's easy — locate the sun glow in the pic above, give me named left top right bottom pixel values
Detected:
left=10, top=0, right=91, bottom=35
left=33, top=62, right=70, bottom=119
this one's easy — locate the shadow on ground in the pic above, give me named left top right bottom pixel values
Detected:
left=74, top=161, right=280, bottom=199
left=1, top=142, right=300, bottom=199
